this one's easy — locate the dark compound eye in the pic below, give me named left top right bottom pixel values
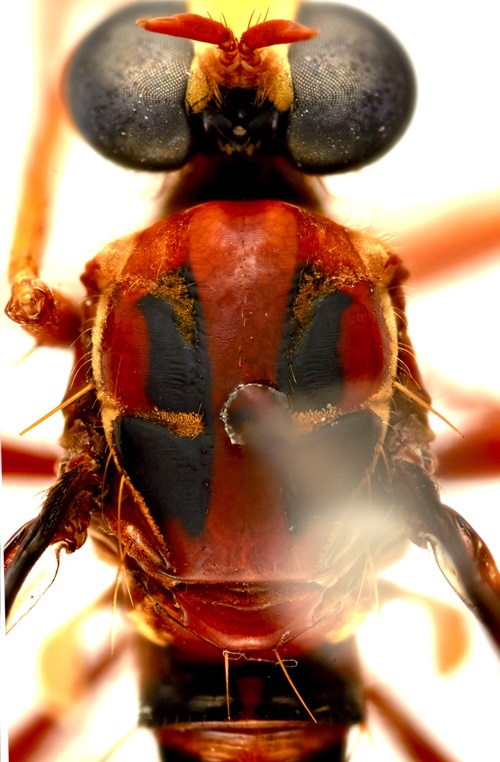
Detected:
left=287, top=3, right=416, bottom=173
left=65, top=2, right=193, bottom=170
left=65, top=2, right=415, bottom=175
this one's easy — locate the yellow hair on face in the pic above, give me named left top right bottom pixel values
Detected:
left=188, top=0, right=299, bottom=36
left=185, top=1, right=302, bottom=113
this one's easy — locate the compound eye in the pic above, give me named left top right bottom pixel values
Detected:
left=287, top=3, right=416, bottom=173
left=65, top=2, right=193, bottom=170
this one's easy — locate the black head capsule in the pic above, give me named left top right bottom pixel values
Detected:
left=66, top=2, right=415, bottom=173
left=192, top=89, right=284, bottom=158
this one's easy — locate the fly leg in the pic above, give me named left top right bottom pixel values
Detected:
left=394, top=459, right=500, bottom=650
left=6, top=2, right=82, bottom=347
left=4, top=457, right=100, bottom=619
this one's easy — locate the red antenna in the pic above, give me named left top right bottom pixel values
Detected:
left=136, top=13, right=316, bottom=56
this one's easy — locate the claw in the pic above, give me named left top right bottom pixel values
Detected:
left=5, top=278, right=54, bottom=325
left=5, top=277, right=80, bottom=346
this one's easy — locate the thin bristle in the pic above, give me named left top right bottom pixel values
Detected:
left=393, top=380, right=464, bottom=438
left=19, top=382, right=95, bottom=436
left=223, top=650, right=231, bottom=720
left=274, top=650, right=317, bottom=723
